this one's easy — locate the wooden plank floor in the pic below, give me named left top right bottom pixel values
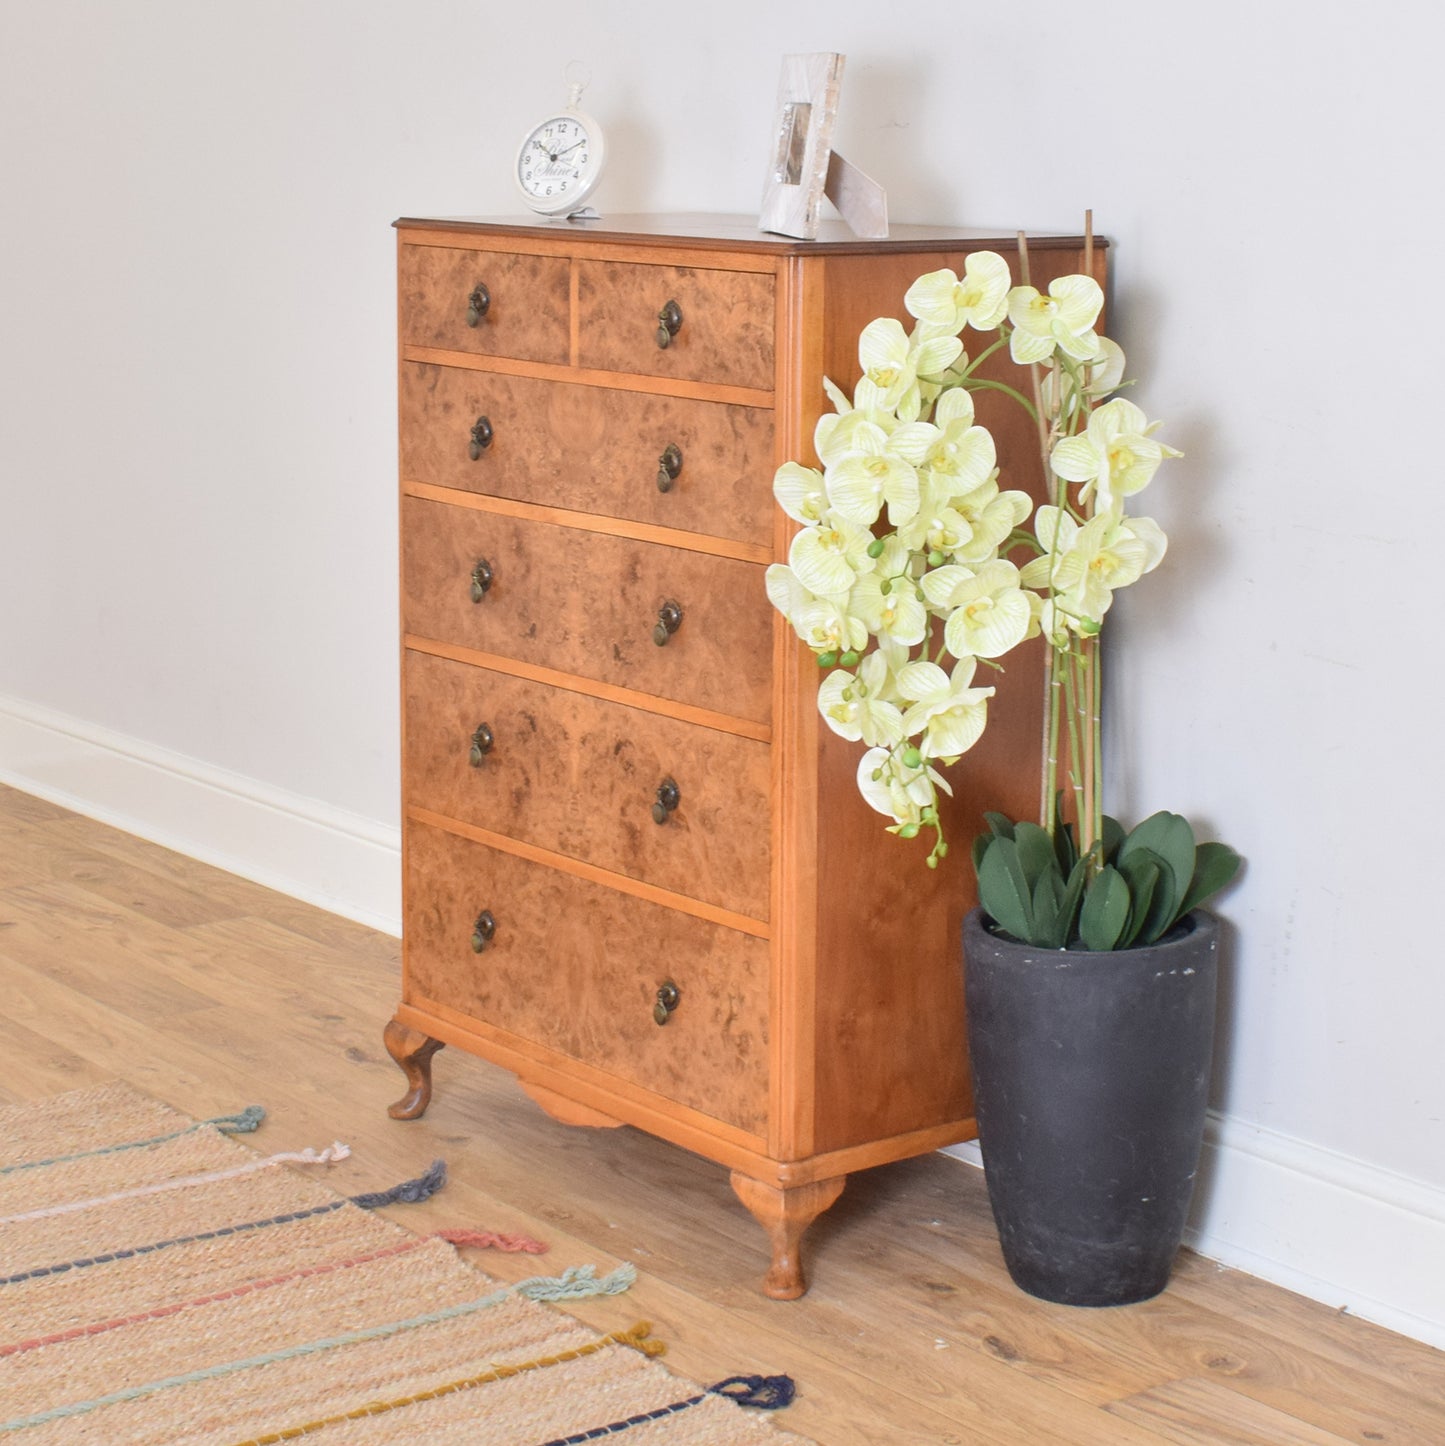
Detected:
left=1, top=781, right=1441, bottom=1444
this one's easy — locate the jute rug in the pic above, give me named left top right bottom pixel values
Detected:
left=0, top=1083, right=809, bottom=1444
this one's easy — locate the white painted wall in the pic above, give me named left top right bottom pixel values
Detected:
left=3, top=1, right=1442, bottom=1345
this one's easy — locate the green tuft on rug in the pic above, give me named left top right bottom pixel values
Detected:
left=0, top=1083, right=811, bottom=1445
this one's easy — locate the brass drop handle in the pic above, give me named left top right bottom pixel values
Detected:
left=653, top=980, right=681, bottom=1026
left=468, top=723, right=494, bottom=767
left=656, top=443, right=683, bottom=493
left=651, top=777, right=680, bottom=824
left=656, top=299, right=683, bottom=349
left=469, top=558, right=494, bottom=603
left=466, top=283, right=491, bottom=327
left=652, top=600, right=683, bottom=646
left=470, top=909, right=496, bottom=953
left=469, top=415, right=494, bottom=460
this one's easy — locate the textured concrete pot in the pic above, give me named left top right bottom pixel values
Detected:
left=961, top=907, right=1220, bottom=1306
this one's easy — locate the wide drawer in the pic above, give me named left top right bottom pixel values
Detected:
left=404, top=651, right=771, bottom=920
left=403, top=821, right=770, bottom=1133
left=401, top=496, right=773, bottom=725
left=399, top=362, right=774, bottom=546
left=399, top=244, right=569, bottom=364
left=576, top=260, right=774, bottom=390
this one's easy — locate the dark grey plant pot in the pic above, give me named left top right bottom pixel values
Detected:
left=961, top=907, right=1220, bottom=1307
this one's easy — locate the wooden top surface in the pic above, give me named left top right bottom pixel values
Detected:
left=394, top=211, right=1099, bottom=257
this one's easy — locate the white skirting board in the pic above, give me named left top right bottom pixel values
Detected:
left=944, top=1116, right=1445, bottom=1351
left=3, top=690, right=1442, bottom=1350
left=0, top=692, right=402, bottom=936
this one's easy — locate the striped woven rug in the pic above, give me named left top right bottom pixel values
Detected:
left=0, top=1083, right=808, bottom=1445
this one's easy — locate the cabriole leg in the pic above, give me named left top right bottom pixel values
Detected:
left=383, top=1017, right=444, bottom=1120
left=729, top=1171, right=846, bottom=1299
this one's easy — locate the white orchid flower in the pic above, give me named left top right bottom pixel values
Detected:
left=817, top=408, right=883, bottom=469
left=814, top=377, right=900, bottom=462
left=1050, top=398, right=1181, bottom=509
left=1007, top=275, right=1104, bottom=365
left=1080, top=336, right=1126, bottom=396
left=821, top=375, right=852, bottom=415
left=765, top=564, right=867, bottom=656
left=1040, top=336, right=1127, bottom=414
left=817, top=651, right=905, bottom=748
left=1021, top=507, right=1168, bottom=628
left=822, top=417, right=938, bottom=528
left=1120, top=513, right=1168, bottom=573
left=847, top=571, right=929, bottom=649
left=950, top=482, right=1033, bottom=565
left=772, top=461, right=827, bottom=525
left=920, top=559, right=1034, bottom=660
left=893, top=482, right=977, bottom=560
left=856, top=743, right=953, bottom=828
left=765, top=560, right=807, bottom=622
left=921, top=387, right=997, bottom=501
left=786, top=514, right=877, bottom=599
left=896, top=656, right=996, bottom=761
left=858, top=317, right=964, bottom=419
left=905, top=251, right=1012, bottom=333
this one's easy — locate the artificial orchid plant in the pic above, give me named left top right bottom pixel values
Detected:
left=766, top=235, right=1239, bottom=949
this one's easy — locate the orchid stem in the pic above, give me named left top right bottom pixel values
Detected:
left=962, top=376, right=1038, bottom=421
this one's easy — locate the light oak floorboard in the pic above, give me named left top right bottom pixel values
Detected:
left=1, top=783, right=1441, bottom=1444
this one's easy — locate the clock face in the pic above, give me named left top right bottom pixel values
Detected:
left=515, top=111, right=604, bottom=216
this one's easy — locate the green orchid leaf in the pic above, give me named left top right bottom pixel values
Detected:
left=971, top=830, right=991, bottom=878
left=1117, top=852, right=1162, bottom=947
left=1101, top=815, right=1125, bottom=863
left=1052, top=794, right=1077, bottom=873
left=982, top=812, right=1016, bottom=841
left=1014, top=821, right=1055, bottom=890
left=1119, top=812, right=1195, bottom=925
left=1049, top=855, right=1091, bottom=949
left=1176, top=841, right=1243, bottom=922
left=1078, top=866, right=1130, bottom=951
left=1031, top=864, right=1064, bottom=944
left=976, top=836, right=1033, bottom=941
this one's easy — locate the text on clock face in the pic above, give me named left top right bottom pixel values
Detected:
left=520, top=120, right=590, bottom=192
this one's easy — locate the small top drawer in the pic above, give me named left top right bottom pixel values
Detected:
left=399, top=244, right=569, bottom=364
left=576, top=260, right=774, bottom=390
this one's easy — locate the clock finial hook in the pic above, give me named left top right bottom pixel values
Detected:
left=564, top=60, right=590, bottom=110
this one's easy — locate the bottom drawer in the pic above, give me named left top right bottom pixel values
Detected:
left=403, top=821, right=770, bottom=1134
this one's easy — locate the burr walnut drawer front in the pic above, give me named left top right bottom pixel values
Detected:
left=403, top=821, right=769, bottom=1134
left=399, top=244, right=570, bottom=364
left=575, top=261, right=775, bottom=390
left=401, top=496, right=773, bottom=725
left=399, top=363, right=774, bottom=546
left=403, top=651, right=771, bottom=919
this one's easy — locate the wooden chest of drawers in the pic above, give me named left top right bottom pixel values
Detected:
left=385, top=214, right=1098, bottom=1296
